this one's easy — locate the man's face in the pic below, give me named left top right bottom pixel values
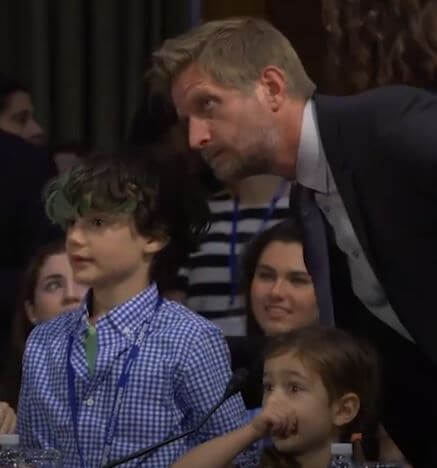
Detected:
left=0, top=91, right=46, bottom=146
left=171, top=64, right=280, bottom=183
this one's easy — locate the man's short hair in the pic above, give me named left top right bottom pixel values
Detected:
left=152, top=17, right=316, bottom=98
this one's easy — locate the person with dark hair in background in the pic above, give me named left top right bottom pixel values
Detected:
left=1, top=239, right=88, bottom=410
left=153, top=16, right=437, bottom=467
left=128, top=76, right=222, bottom=195
left=0, top=74, right=45, bottom=146
left=51, top=142, right=89, bottom=174
left=0, top=129, right=59, bottom=374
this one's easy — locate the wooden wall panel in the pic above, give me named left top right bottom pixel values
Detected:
left=265, top=0, right=330, bottom=92
left=201, top=0, right=265, bottom=21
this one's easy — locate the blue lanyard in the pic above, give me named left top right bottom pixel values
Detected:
left=67, top=297, right=162, bottom=467
left=228, top=179, right=288, bottom=306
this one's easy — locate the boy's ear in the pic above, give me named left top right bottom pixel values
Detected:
left=332, top=392, right=360, bottom=428
left=142, top=234, right=169, bottom=255
left=24, top=300, right=37, bottom=325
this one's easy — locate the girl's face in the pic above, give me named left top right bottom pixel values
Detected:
left=250, top=241, right=318, bottom=335
left=25, top=252, right=88, bottom=323
left=262, top=351, right=340, bottom=459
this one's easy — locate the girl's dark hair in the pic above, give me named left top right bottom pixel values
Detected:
left=44, top=148, right=210, bottom=291
left=1, top=239, right=66, bottom=408
left=14, top=239, right=66, bottom=350
left=322, top=0, right=437, bottom=93
left=240, top=218, right=304, bottom=335
left=264, top=326, right=381, bottom=441
left=0, top=74, right=29, bottom=113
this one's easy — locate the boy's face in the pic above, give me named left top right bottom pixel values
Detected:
left=262, top=351, right=338, bottom=456
left=66, top=212, right=160, bottom=290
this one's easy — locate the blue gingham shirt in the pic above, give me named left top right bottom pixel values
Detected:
left=17, top=283, right=259, bottom=467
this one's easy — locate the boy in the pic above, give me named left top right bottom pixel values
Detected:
left=17, top=151, right=258, bottom=467
left=172, top=326, right=381, bottom=468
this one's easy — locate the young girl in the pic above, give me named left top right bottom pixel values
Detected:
left=172, top=326, right=380, bottom=468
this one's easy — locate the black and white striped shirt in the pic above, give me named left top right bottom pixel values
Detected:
left=175, top=187, right=290, bottom=336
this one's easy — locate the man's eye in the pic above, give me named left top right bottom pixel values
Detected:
left=287, top=383, right=302, bottom=393
left=203, top=98, right=216, bottom=112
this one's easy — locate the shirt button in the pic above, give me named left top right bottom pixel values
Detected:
left=85, top=397, right=94, bottom=406
left=323, top=205, right=331, bottom=213
left=352, top=249, right=360, bottom=258
left=123, top=326, right=131, bottom=336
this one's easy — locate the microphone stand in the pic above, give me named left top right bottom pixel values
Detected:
left=102, top=369, right=248, bottom=468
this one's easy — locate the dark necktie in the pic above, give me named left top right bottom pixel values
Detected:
left=291, top=184, right=335, bottom=326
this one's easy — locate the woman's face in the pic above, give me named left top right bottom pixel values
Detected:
left=250, top=241, right=318, bottom=336
left=25, top=252, right=88, bottom=323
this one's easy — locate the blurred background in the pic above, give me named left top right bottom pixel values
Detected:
left=0, top=0, right=330, bottom=151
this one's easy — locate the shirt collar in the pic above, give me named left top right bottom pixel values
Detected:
left=296, top=99, right=328, bottom=193
left=75, top=282, right=160, bottom=341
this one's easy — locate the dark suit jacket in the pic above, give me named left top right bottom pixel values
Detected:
left=296, top=87, right=437, bottom=467
left=0, top=131, right=60, bottom=370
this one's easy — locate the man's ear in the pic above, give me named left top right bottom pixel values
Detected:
left=259, top=66, right=287, bottom=112
left=332, top=392, right=360, bottom=428
left=24, top=300, right=37, bottom=325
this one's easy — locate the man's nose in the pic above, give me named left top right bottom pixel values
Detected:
left=188, top=117, right=211, bottom=149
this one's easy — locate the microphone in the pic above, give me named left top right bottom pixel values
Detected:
left=103, top=368, right=249, bottom=468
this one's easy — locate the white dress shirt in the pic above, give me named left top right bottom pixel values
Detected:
left=296, top=100, right=414, bottom=342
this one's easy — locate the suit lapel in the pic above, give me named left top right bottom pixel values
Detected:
left=313, top=94, right=377, bottom=273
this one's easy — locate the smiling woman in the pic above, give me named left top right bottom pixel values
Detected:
left=240, top=218, right=318, bottom=336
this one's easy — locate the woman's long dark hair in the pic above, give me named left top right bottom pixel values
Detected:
left=1, top=239, right=66, bottom=409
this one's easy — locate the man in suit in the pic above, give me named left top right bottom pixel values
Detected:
left=0, top=130, right=59, bottom=370
left=153, top=17, right=437, bottom=467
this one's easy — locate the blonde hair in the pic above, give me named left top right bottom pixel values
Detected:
left=152, top=17, right=316, bottom=98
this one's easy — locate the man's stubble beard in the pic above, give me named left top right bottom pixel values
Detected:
left=209, top=124, right=280, bottom=183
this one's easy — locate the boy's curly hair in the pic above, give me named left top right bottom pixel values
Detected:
left=44, top=148, right=210, bottom=290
